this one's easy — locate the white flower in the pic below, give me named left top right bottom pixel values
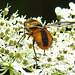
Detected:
left=69, top=2, right=75, bottom=15
left=55, top=2, right=75, bottom=21
left=69, top=2, right=75, bottom=10
left=12, top=62, right=27, bottom=75
left=55, top=7, right=61, bottom=16
left=61, top=9, right=70, bottom=18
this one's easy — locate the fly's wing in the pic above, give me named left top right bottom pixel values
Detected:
left=45, top=22, right=75, bottom=28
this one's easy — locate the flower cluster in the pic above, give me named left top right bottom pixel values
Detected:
left=0, top=2, right=75, bottom=75
left=55, top=2, right=75, bottom=22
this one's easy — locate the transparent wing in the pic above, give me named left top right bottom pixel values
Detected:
left=45, top=22, right=75, bottom=28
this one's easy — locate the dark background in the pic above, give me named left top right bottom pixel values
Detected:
left=0, top=0, right=75, bottom=23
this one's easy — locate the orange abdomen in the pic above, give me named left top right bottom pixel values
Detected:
left=33, top=27, right=53, bottom=49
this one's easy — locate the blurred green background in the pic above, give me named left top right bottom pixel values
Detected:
left=0, top=0, right=75, bottom=23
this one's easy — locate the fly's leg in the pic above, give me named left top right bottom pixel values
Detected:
left=16, top=33, right=33, bottom=45
left=8, top=33, right=25, bottom=46
left=33, top=39, right=37, bottom=65
left=27, top=36, right=30, bottom=40
left=17, top=33, right=25, bottom=44
left=8, top=32, right=32, bottom=47
left=43, top=50, right=47, bottom=56
left=43, top=50, right=46, bottom=56
left=33, top=39, right=40, bottom=69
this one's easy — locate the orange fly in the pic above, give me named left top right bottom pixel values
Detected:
left=15, top=19, right=75, bottom=65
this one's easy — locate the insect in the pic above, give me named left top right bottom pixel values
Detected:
left=16, top=19, right=75, bottom=65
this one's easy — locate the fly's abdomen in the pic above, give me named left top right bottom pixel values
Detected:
left=33, top=28, right=53, bottom=49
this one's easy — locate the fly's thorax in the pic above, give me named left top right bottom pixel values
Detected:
left=24, top=19, right=42, bottom=32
